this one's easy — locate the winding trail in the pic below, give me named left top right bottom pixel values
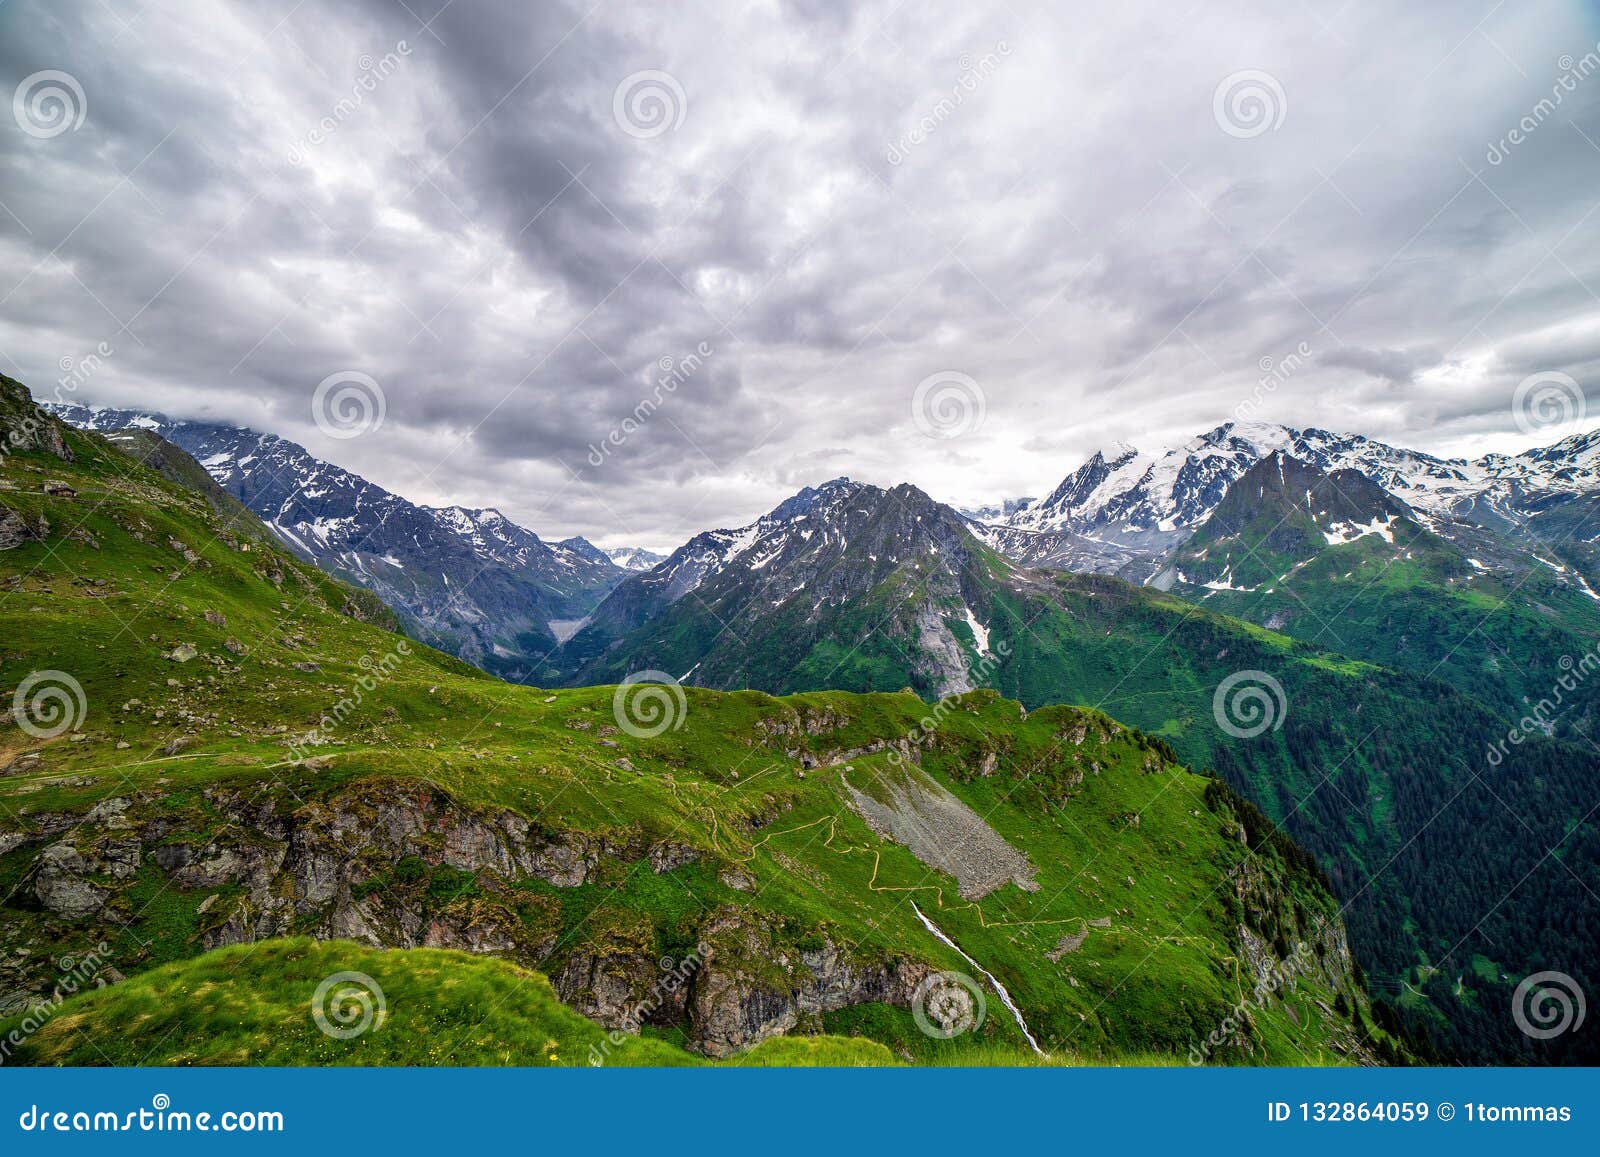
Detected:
left=912, top=901, right=1046, bottom=1057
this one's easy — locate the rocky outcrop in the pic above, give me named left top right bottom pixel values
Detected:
left=4, top=777, right=931, bottom=1056
left=0, top=375, right=74, bottom=462
left=689, top=908, right=930, bottom=1057
left=0, top=504, right=47, bottom=551
left=1212, top=815, right=1381, bottom=1064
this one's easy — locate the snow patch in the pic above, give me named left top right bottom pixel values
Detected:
left=963, top=607, right=991, bottom=656
left=1323, top=515, right=1395, bottom=545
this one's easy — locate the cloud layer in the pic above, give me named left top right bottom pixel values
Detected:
left=4, top=0, right=1600, bottom=548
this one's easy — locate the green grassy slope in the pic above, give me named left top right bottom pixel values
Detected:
left=549, top=478, right=1600, bottom=1063
left=1165, top=452, right=1600, bottom=734
left=0, top=375, right=1382, bottom=1066
left=0, top=938, right=894, bottom=1066
left=984, top=570, right=1600, bottom=1065
left=96, top=427, right=284, bottom=551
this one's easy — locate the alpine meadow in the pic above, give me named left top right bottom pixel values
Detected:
left=2, top=4, right=1599, bottom=1139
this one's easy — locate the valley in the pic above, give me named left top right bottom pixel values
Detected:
left=13, top=374, right=1600, bottom=1066
left=1, top=374, right=1387, bottom=1066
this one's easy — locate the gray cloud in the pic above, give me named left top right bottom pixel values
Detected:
left=1321, top=345, right=1443, bottom=385
left=3, top=0, right=1600, bottom=550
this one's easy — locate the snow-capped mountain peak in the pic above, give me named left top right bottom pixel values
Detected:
left=985, top=417, right=1600, bottom=582
left=602, top=545, right=667, bottom=572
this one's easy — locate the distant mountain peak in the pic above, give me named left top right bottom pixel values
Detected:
left=1089, top=439, right=1142, bottom=464
left=556, top=476, right=992, bottom=694
left=601, top=544, right=667, bottom=572
left=1157, top=451, right=1424, bottom=593
left=47, top=401, right=625, bottom=677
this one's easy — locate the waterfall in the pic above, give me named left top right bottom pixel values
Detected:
left=911, top=902, right=1046, bottom=1056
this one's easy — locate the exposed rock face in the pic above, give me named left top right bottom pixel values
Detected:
left=690, top=908, right=930, bottom=1057
left=914, top=605, right=975, bottom=698
left=843, top=763, right=1038, bottom=900
left=0, top=504, right=47, bottom=551
left=5, top=778, right=930, bottom=1056
left=557, top=478, right=997, bottom=696
left=0, top=375, right=74, bottom=462
left=1216, top=826, right=1380, bottom=1065
left=33, top=844, right=114, bottom=919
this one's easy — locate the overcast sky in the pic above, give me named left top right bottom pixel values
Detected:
left=4, top=0, right=1600, bottom=550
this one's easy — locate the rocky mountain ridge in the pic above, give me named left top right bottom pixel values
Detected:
left=46, top=403, right=631, bottom=678
left=973, top=419, right=1600, bottom=583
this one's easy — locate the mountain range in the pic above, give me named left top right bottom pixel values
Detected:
left=47, top=403, right=658, bottom=678
left=33, top=388, right=1600, bottom=1064
left=2, top=372, right=1388, bottom=1067
left=971, top=419, right=1600, bottom=590
left=540, top=427, right=1600, bottom=1064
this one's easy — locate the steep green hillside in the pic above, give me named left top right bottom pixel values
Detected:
left=1163, top=453, right=1600, bottom=733
left=0, top=375, right=1381, bottom=1066
left=552, top=477, right=1600, bottom=1064
left=95, top=427, right=282, bottom=551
